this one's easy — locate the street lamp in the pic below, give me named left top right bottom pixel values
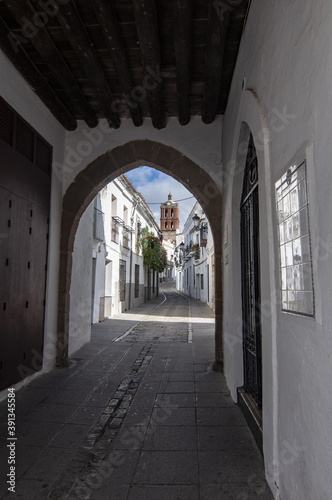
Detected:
left=192, top=213, right=200, bottom=229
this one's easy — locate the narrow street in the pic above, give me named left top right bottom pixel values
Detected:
left=0, top=283, right=272, bottom=499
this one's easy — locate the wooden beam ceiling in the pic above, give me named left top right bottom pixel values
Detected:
left=173, top=0, right=192, bottom=126
left=0, top=15, right=77, bottom=130
left=132, top=0, right=166, bottom=130
left=55, top=0, right=120, bottom=128
left=93, top=0, right=143, bottom=127
left=0, top=0, right=250, bottom=131
left=4, top=0, right=98, bottom=128
left=202, top=0, right=230, bottom=124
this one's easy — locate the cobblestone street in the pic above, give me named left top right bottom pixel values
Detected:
left=0, top=283, right=272, bottom=499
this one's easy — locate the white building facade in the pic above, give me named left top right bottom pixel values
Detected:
left=178, top=202, right=215, bottom=310
left=95, top=175, right=160, bottom=319
left=69, top=174, right=160, bottom=352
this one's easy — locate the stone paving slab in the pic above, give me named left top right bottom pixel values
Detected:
left=0, top=283, right=273, bottom=499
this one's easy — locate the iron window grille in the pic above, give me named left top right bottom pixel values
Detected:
left=122, top=225, right=132, bottom=249
left=275, top=160, right=315, bottom=316
left=135, top=264, right=139, bottom=298
left=111, top=216, right=123, bottom=244
left=119, top=260, right=126, bottom=302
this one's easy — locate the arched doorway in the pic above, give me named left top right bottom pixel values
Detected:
left=56, top=140, right=223, bottom=370
left=240, top=133, right=262, bottom=408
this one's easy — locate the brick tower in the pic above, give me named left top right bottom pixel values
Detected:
left=160, top=193, right=179, bottom=244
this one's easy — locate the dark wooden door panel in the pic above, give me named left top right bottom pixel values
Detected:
left=25, top=205, right=49, bottom=375
left=0, top=100, right=51, bottom=390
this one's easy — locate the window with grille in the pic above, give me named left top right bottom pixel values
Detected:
left=123, top=227, right=130, bottom=249
left=135, top=264, right=139, bottom=298
left=111, top=219, right=119, bottom=243
left=119, top=260, right=126, bottom=302
left=275, top=160, right=314, bottom=316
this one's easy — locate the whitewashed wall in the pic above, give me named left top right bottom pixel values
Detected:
left=181, top=201, right=214, bottom=309
left=69, top=205, right=93, bottom=355
left=61, top=115, right=223, bottom=194
left=78, top=177, right=160, bottom=323
left=222, top=1, right=332, bottom=498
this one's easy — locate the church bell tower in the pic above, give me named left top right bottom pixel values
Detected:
left=160, top=193, right=179, bottom=244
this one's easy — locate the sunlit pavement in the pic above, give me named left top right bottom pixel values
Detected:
left=0, top=282, right=273, bottom=499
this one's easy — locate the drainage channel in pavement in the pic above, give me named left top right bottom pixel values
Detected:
left=48, top=288, right=192, bottom=498
left=48, top=341, right=159, bottom=499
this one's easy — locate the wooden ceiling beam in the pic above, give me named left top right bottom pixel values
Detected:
left=3, top=0, right=98, bottom=128
left=132, top=0, right=166, bottom=130
left=173, top=0, right=193, bottom=126
left=55, top=1, right=120, bottom=129
left=202, top=0, right=230, bottom=124
left=0, top=16, right=77, bottom=130
left=93, top=0, right=143, bottom=127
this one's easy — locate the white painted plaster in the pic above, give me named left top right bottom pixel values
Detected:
left=69, top=204, right=93, bottom=355
left=71, top=175, right=161, bottom=337
left=180, top=201, right=214, bottom=309
left=61, top=116, right=223, bottom=195
left=222, top=1, right=332, bottom=497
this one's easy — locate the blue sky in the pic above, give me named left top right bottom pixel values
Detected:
left=126, top=166, right=196, bottom=231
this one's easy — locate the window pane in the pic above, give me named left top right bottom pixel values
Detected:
left=288, top=291, right=296, bottom=310
left=297, top=163, right=305, bottom=181
left=292, top=213, right=300, bottom=239
left=277, top=200, right=284, bottom=222
left=299, top=207, right=308, bottom=234
left=302, top=263, right=313, bottom=291
left=298, top=181, right=307, bottom=208
left=285, top=218, right=293, bottom=242
left=293, top=265, right=302, bottom=290
left=281, top=268, right=287, bottom=289
left=295, top=291, right=306, bottom=314
left=282, top=291, right=288, bottom=309
left=301, top=234, right=310, bottom=263
left=279, top=222, right=285, bottom=244
left=286, top=266, right=294, bottom=289
left=285, top=242, right=293, bottom=266
left=283, top=196, right=291, bottom=220
left=275, top=160, right=314, bottom=316
left=293, top=237, right=302, bottom=264
left=280, top=244, right=286, bottom=267
left=290, top=187, right=299, bottom=212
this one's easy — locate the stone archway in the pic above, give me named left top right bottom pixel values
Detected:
left=57, top=140, right=223, bottom=370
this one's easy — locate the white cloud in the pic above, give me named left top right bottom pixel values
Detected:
left=126, top=166, right=196, bottom=231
